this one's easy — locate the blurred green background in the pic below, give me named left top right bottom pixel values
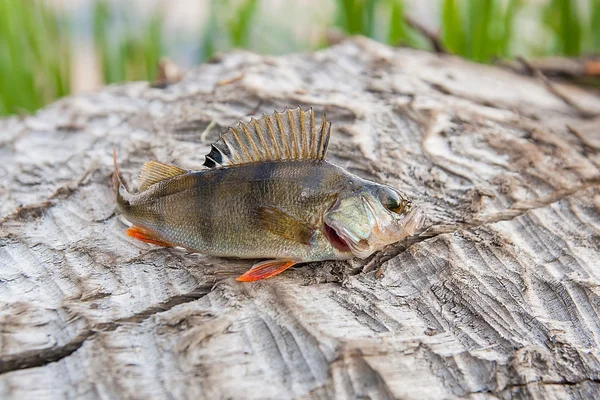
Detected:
left=0, top=0, right=598, bottom=116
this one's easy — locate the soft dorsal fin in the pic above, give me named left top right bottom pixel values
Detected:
left=138, top=161, right=187, bottom=191
left=203, top=107, right=332, bottom=168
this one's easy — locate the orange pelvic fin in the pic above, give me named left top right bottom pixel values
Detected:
left=236, top=259, right=297, bottom=282
left=126, top=226, right=172, bottom=247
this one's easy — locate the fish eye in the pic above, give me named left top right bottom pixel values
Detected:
left=379, top=188, right=406, bottom=214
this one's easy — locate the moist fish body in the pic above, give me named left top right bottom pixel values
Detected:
left=113, top=107, right=422, bottom=281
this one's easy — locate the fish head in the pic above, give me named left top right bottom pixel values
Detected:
left=323, top=182, right=423, bottom=259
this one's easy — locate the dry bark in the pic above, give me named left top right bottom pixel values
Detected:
left=1, top=38, right=600, bottom=399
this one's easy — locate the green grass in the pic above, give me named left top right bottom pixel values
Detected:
left=592, top=0, right=600, bottom=51
left=335, top=0, right=377, bottom=37
left=200, top=0, right=260, bottom=62
left=334, top=0, right=424, bottom=48
left=441, top=0, right=521, bottom=62
left=0, top=0, right=70, bottom=115
left=386, top=0, right=406, bottom=45
left=93, top=0, right=164, bottom=84
left=334, top=0, right=522, bottom=60
left=1, top=0, right=598, bottom=117
left=543, top=0, right=582, bottom=56
left=441, top=0, right=465, bottom=55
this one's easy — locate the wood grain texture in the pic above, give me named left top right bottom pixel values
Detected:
left=1, top=38, right=600, bottom=399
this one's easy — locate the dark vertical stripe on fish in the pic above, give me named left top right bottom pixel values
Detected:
left=302, top=161, right=324, bottom=193
left=252, top=161, right=276, bottom=182
left=207, top=166, right=234, bottom=248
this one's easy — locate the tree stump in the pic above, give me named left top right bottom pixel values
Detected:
left=1, top=38, right=600, bottom=399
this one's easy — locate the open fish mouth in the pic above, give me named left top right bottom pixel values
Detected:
left=323, top=222, right=352, bottom=253
left=323, top=222, right=372, bottom=258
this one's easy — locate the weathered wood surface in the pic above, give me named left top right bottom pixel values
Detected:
left=1, top=38, right=600, bottom=399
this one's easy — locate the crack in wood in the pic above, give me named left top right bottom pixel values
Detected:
left=93, top=286, right=214, bottom=331
left=0, top=286, right=212, bottom=376
left=0, top=167, right=99, bottom=225
left=0, top=330, right=92, bottom=375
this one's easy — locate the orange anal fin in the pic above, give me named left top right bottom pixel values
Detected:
left=236, top=259, right=297, bottom=282
left=126, top=227, right=172, bottom=247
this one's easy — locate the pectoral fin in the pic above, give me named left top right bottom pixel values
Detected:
left=236, top=259, right=297, bottom=282
left=256, top=206, right=316, bottom=245
left=126, top=226, right=172, bottom=247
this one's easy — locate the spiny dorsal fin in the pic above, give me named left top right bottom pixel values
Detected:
left=203, top=106, right=332, bottom=168
left=138, top=161, right=187, bottom=191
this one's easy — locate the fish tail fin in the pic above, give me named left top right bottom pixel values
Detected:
left=112, top=148, right=131, bottom=209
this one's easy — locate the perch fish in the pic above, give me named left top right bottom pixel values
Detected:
left=113, top=107, right=422, bottom=281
